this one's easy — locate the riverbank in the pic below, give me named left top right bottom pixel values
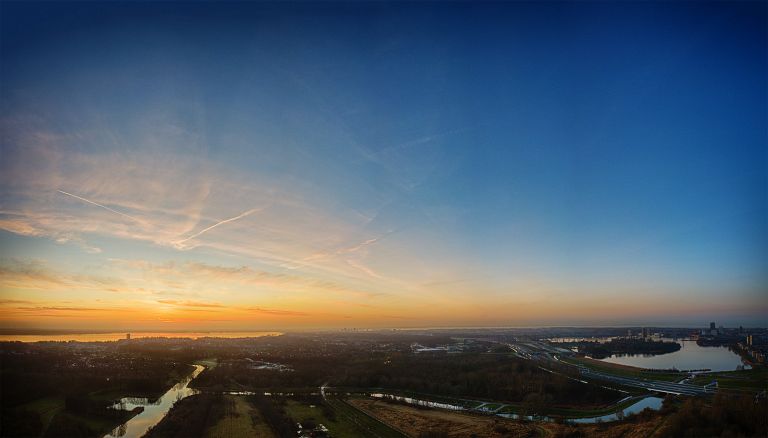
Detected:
left=105, top=364, right=205, bottom=438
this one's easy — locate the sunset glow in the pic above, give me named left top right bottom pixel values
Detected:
left=1, top=2, right=766, bottom=332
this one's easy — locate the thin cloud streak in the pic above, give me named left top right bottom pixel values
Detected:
left=57, top=190, right=142, bottom=223
left=174, top=208, right=260, bottom=248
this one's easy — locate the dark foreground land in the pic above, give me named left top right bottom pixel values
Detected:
left=1, top=329, right=766, bottom=437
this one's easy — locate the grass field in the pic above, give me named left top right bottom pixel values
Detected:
left=327, top=398, right=407, bottom=438
left=18, top=396, right=65, bottom=435
left=562, top=356, right=685, bottom=382
left=350, top=398, right=667, bottom=438
left=495, top=395, right=657, bottom=418
left=690, top=367, right=768, bottom=391
left=285, top=399, right=360, bottom=437
left=204, top=395, right=274, bottom=438
left=283, top=398, right=405, bottom=438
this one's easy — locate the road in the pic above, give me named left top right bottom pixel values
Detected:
left=576, top=367, right=712, bottom=396
left=481, top=337, right=716, bottom=397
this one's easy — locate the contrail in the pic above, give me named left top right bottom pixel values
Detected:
left=57, top=190, right=141, bottom=223
left=175, top=208, right=259, bottom=245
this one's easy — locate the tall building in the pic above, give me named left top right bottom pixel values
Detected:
left=126, top=333, right=131, bottom=340
left=747, top=335, right=753, bottom=346
left=710, top=322, right=716, bottom=330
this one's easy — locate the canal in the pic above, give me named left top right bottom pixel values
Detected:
left=105, top=364, right=205, bottom=438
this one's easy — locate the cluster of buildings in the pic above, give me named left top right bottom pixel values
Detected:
left=626, top=327, right=661, bottom=340
left=700, top=322, right=725, bottom=337
left=737, top=333, right=766, bottom=365
left=698, top=322, right=767, bottom=365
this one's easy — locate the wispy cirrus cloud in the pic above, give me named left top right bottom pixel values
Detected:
left=14, top=306, right=107, bottom=312
left=246, top=307, right=309, bottom=317
left=0, top=108, right=457, bottom=330
left=0, top=116, right=397, bottom=288
left=172, top=208, right=261, bottom=249
left=156, top=299, right=224, bottom=308
left=109, top=259, right=383, bottom=300
left=57, top=190, right=143, bottom=224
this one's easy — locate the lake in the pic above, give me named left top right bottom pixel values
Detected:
left=598, top=339, right=748, bottom=372
left=105, top=364, right=204, bottom=438
left=0, top=331, right=282, bottom=342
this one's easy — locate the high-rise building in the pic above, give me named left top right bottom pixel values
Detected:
left=126, top=333, right=131, bottom=340
left=710, top=322, right=716, bottom=330
left=747, top=335, right=753, bottom=346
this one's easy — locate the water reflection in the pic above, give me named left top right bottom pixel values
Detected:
left=105, top=364, right=204, bottom=438
left=569, top=397, right=663, bottom=424
left=0, top=331, right=281, bottom=343
left=370, top=393, right=464, bottom=411
left=600, top=339, right=748, bottom=372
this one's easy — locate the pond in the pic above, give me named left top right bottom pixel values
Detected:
left=104, top=364, right=204, bottom=438
left=568, top=396, right=664, bottom=424
left=598, top=339, right=748, bottom=372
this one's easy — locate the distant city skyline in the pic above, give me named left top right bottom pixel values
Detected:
left=1, top=1, right=766, bottom=331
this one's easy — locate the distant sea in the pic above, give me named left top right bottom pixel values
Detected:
left=0, top=331, right=282, bottom=342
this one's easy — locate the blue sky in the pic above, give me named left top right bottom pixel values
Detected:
left=0, top=1, right=766, bottom=329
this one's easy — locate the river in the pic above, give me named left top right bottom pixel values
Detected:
left=105, top=364, right=204, bottom=438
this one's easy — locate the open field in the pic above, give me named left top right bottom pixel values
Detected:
left=284, top=398, right=404, bottom=437
left=349, top=397, right=540, bottom=437
left=326, top=398, right=407, bottom=438
left=690, top=367, right=768, bottom=392
left=561, top=356, right=686, bottom=382
left=204, top=396, right=273, bottom=438
left=495, top=394, right=654, bottom=418
left=17, top=396, right=65, bottom=436
left=338, top=386, right=646, bottom=418
left=350, top=397, right=669, bottom=438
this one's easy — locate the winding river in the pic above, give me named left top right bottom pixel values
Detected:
left=105, top=364, right=205, bottom=438
left=104, top=364, right=665, bottom=437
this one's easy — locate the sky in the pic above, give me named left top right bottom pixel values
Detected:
left=0, top=1, right=766, bottom=331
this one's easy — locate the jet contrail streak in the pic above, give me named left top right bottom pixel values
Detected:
left=176, top=208, right=259, bottom=245
left=57, top=190, right=141, bottom=222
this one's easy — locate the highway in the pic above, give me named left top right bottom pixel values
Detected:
left=577, top=367, right=713, bottom=396
left=477, top=338, right=716, bottom=397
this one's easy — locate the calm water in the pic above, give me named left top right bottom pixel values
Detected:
left=599, top=339, right=747, bottom=372
left=370, top=393, right=465, bottom=411
left=0, top=331, right=281, bottom=342
left=569, top=396, right=663, bottom=424
left=105, top=364, right=204, bottom=438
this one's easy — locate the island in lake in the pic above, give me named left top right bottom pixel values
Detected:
left=579, top=338, right=682, bottom=359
